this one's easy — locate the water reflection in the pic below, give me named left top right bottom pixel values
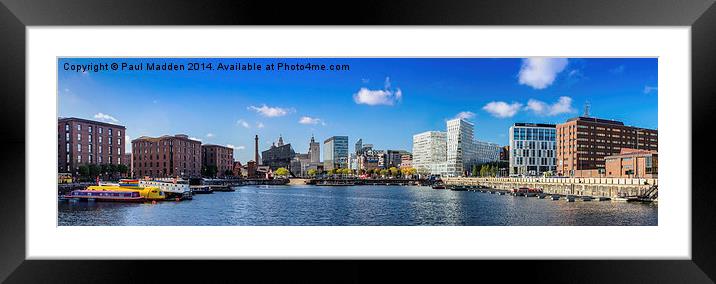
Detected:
left=58, top=185, right=658, bottom=226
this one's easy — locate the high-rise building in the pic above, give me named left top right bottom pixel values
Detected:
left=308, top=135, right=320, bottom=163
left=411, top=131, right=447, bottom=175
left=323, top=136, right=349, bottom=170
left=509, top=123, right=557, bottom=176
left=446, top=118, right=476, bottom=177
left=201, top=144, right=235, bottom=177
left=58, top=117, right=127, bottom=174
left=132, top=134, right=202, bottom=178
left=355, top=138, right=363, bottom=155
left=556, top=116, right=658, bottom=177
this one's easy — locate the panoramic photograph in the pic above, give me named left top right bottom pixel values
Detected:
left=57, top=57, right=658, bottom=226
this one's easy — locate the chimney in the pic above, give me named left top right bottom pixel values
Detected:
left=254, top=135, right=260, bottom=165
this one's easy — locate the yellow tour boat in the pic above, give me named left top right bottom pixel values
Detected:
left=86, top=179, right=165, bottom=201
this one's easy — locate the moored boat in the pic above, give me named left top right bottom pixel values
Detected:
left=64, top=190, right=145, bottom=202
left=139, top=179, right=193, bottom=200
left=191, top=185, right=214, bottom=194
left=86, top=181, right=166, bottom=201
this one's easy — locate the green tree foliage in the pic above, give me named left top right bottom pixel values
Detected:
left=78, top=165, right=90, bottom=179
left=274, top=167, right=290, bottom=177
left=388, top=167, right=399, bottom=177
left=307, top=169, right=318, bottom=177
left=202, top=165, right=218, bottom=177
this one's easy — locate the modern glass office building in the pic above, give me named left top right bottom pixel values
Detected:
left=509, top=123, right=557, bottom=176
left=323, top=136, right=349, bottom=170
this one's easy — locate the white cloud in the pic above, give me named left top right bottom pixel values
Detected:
left=93, top=112, right=119, bottom=123
left=353, top=77, right=402, bottom=106
left=299, top=116, right=323, bottom=125
left=644, top=85, right=658, bottom=94
left=189, top=137, right=202, bottom=142
left=453, top=111, right=476, bottom=120
left=256, top=122, right=265, bottom=128
left=206, top=133, right=214, bottom=138
left=247, top=104, right=290, bottom=117
left=361, top=78, right=370, bottom=83
left=518, top=58, right=568, bottom=89
left=235, top=145, right=246, bottom=150
left=525, top=96, right=575, bottom=116
left=610, top=65, right=625, bottom=74
left=482, top=101, right=523, bottom=118
left=236, top=119, right=250, bottom=128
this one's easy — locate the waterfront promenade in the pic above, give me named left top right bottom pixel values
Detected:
left=444, top=177, right=657, bottom=199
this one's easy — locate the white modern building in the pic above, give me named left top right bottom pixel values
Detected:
left=412, top=131, right=448, bottom=176
left=509, top=123, right=557, bottom=176
left=446, top=118, right=477, bottom=177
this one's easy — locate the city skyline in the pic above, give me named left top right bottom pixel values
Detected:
left=58, top=58, right=658, bottom=163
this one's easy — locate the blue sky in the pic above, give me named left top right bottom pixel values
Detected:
left=58, top=58, right=658, bottom=163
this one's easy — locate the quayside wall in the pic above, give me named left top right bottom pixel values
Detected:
left=443, top=177, right=657, bottom=198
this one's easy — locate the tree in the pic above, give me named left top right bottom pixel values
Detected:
left=342, top=168, right=352, bottom=176
left=389, top=167, right=399, bottom=177
left=117, top=164, right=128, bottom=175
left=307, top=169, right=317, bottom=177
left=379, top=169, right=388, bottom=177
left=78, top=165, right=90, bottom=179
left=88, top=164, right=101, bottom=178
left=472, top=165, right=478, bottom=177
left=275, top=167, right=290, bottom=177
left=202, top=165, right=218, bottom=177
left=224, top=169, right=233, bottom=177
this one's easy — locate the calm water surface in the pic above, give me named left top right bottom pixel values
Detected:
left=58, top=185, right=658, bottom=226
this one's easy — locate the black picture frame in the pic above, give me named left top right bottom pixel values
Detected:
left=1, top=0, right=715, bottom=282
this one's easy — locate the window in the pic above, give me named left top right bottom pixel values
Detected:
left=88, top=126, right=92, bottom=133
left=99, top=127, right=103, bottom=134
left=77, top=133, right=81, bottom=141
left=65, top=133, right=69, bottom=141
left=118, top=138, right=121, bottom=145
left=89, top=134, right=92, bottom=142
left=77, top=144, right=81, bottom=152
left=77, top=124, right=81, bottom=131
left=118, top=130, right=121, bottom=136
left=65, top=124, right=69, bottom=131
left=77, top=155, right=81, bottom=163
left=99, top=136, right=102, bottom=143
left=99, top=156, right=103, bottom=163
left=108, top=129, right=113, bottom=136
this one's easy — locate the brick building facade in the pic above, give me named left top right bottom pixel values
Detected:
left=556, top=117, right=658, bottom=177
left=201, top=144, right=235, bottom=177
left=58, top=117, right=126, bottom=174
left=604, top=148, right=658, bottom=178
left=132, top=134, right=202, bottom=178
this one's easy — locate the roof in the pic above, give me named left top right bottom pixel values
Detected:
left=513, top=122, right=556, bottom=128
left=58, top=117, right=126, bottom=128
left=566, top=116, right=625, bottom=126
